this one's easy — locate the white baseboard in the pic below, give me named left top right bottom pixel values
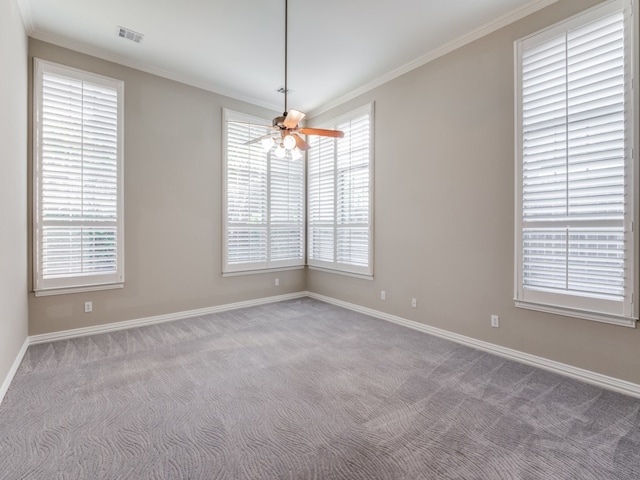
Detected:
left=307, top=292, right=640, bottom=399
left=4, top=291, right=639, bottom=407
left=29, top=291, right=308, bottom=345
left=1, top=292, right=307, bottom=406
left=0, top=337, right=29, bottom=405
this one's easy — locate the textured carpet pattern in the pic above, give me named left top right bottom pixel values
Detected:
left=1, top=298, right=640, bottom=479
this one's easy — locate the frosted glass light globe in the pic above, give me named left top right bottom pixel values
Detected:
left=275, top=145, right=286, bottom=158
left=283, top=134, right=296, bottom=150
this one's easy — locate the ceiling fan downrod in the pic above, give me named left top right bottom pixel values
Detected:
left=238, top=0, right=344, bottom=152
left=284, top=0, right=288, bottom=115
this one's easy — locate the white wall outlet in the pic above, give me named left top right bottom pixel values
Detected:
left=491, top=314, right=499, bottom=328
left=411, top=298, right=417, bottom=308
left=380, top=290, right=386, bottom=300
left=84, top=301, right=93, bottom=313
left=274, top=278, right=280, bottom=287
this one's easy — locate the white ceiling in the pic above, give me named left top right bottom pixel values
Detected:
left=19, top=0, right=555, bottom=115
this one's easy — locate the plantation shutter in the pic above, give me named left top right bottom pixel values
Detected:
left=226, top=120, right=269, bottom=267
left=307, top=103, right=373, bottom=276
left=336, top=114, right=371, bottom=268
left=308, top=135, right=335, bottom=263
left=515, top=0, right=636, bottom=325
left=223, top=109, right=305, bottom=273
left=270, top=155, right=305, bottom=262
left=34, top=59, right=124, bottom=295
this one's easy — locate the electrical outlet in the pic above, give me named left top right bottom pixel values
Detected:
left=411, top=298, right=417, bottom=308
left=84, top=301, right=93, bottom=313
left=491, top=314, right=499, bottom=328
left=380, top=290, right=386, bottom=300
left=274, top=278, right=280, bottom=287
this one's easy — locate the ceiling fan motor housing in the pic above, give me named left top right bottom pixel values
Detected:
left=273, top=115, right=287, bottom=129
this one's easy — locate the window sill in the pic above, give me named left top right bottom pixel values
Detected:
left=222, top=265, right=374, bottom=281
left=308, top=266, right=374, bottom=281
left=222, top=266, right=305, bottom=277
left=34, top=282, right=124, bottom=297
left=515, top=300, right=637, bottom=328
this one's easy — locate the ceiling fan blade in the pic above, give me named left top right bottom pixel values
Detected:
left=243, top=133, right=277, bottom=146
left=298, top=127, right=345, bottom=138
left=283, top=109, right=305, bottom=129
left=292, top=133, right=310, bottom=151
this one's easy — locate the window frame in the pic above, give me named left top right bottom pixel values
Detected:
left=222, top=108, right=306, bottom=275
left=513, top=0, right=638, bottom=327
left=307, top=102, right=375, bottom=278
left=33, top=59, right=125, bottom=296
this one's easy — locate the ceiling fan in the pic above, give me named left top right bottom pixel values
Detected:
left=239, top=0, right=344, bottom=159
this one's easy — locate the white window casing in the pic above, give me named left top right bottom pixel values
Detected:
left=514, top=0, right=637, bottom=327
left=33, top=59, right=124, bottom=296
left=223, top=109, right=305, bottom=274
left=307, top=103, right=374, bottom=277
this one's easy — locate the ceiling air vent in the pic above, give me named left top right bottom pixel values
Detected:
left=117, top=26, right=144, bottom=44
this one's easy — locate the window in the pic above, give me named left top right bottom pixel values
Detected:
left=307, top=103, right=374, bottom=277
left=514, top=0, right=637, bottom=326
left=33, top=59, right=124, bottom=296
left=223, top=109, right=305, bottom=274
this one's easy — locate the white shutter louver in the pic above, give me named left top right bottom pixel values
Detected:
left=307, top=103, right=373, bottom=276
left=34, top=60, right=124, bottom=295
left=515, top=0, right=635, bottom=325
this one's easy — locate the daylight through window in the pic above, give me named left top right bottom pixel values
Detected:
left=514, top=0, right=637, bottom=326
left=307, top=103, right=374, bottom=277
left=223, top=109, right=305, bottom=273
left=33, top=59, right=124, bottom=295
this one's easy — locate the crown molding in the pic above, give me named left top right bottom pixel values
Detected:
left=28, top=30, right=282, bottom=112
left=309, top=0, right=559, bottom=117
left=15, top=0, right=34, bottom=34
left=23, top=0, right=558, bottom=121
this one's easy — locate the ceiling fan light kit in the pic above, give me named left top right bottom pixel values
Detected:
left=233, top=0, right=344, bottom=160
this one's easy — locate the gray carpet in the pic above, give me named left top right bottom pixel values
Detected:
left=1, top=298, right=639, bottom=479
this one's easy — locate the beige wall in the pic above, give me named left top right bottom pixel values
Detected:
left=0, top=0, right=29, bottom=386
left=308, top=0, right=640, bottom=385
left=22, top=0, right=640, bottom=387
left=28, top=40, right=305, bottom=335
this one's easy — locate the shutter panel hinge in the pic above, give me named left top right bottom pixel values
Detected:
left=631, top=221, right=634, bottom=232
